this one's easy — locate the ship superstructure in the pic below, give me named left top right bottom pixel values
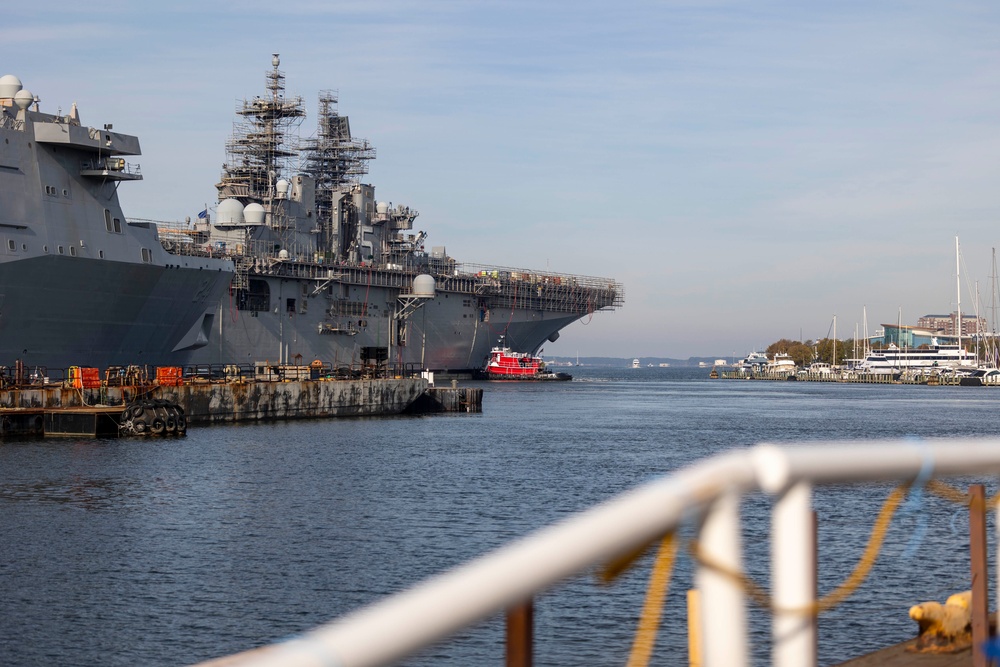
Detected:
left=0, top=74, right=233, bottom=370
left=181, top=55, right=624, bottom=373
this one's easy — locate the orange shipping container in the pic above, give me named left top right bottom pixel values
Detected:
left=80, top=367, right=101, bottom=389
left=156, top=366, right=183, bottom=387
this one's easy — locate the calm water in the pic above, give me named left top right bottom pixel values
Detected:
left=2, top=367, right=999, bottom=666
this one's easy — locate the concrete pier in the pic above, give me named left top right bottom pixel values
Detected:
left=157, top=378, right=429, bottom=423
left=0, top=377, right=441, bottom=436
left=405, top=386, right=483, bottom=413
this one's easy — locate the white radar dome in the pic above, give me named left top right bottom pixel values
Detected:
left=13, top=89, right=33, bottom=110
left=275, top=179, right=289, bottom=199
left=0, top=74, right=22, bottom=99
left=412, top=274, right=436, bottom=297
left=243, top=202, right=266, bottom=225
left=278, top=249, right=290, bottom=260
left=216, top=198, right=245, bottom=226
left=376, top=201, right=390, bottom=215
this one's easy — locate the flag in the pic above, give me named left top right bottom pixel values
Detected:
left=197, top=209, right=208, bottom=219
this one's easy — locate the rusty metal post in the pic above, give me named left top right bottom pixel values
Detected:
left=969, top=484, right=990, bottom=667
left=506, top=598, right=533, bottom=667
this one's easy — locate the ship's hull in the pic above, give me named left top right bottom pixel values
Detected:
left=0, top=255, right=233, bottom=370
left=186, top=275, right=583, bottom=373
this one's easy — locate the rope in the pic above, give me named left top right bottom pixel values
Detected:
left=625, top=533, right=677, bottom=667
left=927, top=479, right=1000, bottom=511
left=690, top=485, right=907, bottom=615
left=602, top=479, right=989, bottom=666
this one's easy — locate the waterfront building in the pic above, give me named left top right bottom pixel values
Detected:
left=916, top=312, right=985, bottom=337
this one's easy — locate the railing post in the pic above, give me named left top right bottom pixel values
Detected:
left=696, top=490, right=748, bottom=667
left=506, top=598, right=533, bottom=667
left=969, top=485, right=989, bottom=667
left=772, top=481, right=816, bottom=667
left=996, top=485, right=1000, bottom=666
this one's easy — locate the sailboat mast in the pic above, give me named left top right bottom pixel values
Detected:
left=956, top=236, right=962, bottom=351
left=992, top=248, right=999, bottom=367
left=863, top=305, right=869, bottom=356
left=975, top=281, right=981, bottom=361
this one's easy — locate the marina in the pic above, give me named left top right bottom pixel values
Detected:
left=711, top=367, right=973, bottom=385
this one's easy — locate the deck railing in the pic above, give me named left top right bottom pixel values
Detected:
left=190, top=439, right=1000, bottom=667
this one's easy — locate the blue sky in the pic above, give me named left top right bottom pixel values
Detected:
left=6, top=1, right=1000, bottom=358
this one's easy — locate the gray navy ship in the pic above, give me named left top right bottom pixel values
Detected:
left=0, top=74, right=233, bottom=371
left=0, top=57, right=622, bottom=375
left=181, top=55, right=623, bottom=374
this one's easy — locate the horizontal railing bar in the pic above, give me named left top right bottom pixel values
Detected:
left=753, top=439, right=1000, bottom=493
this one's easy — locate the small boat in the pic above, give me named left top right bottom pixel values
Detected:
left=481, top=346, right=572, bottom=381
left=736, top=351, right=769, bottom=373
left=631, top=358, right=640, bottom=369
left=959, top=367, right=1000, bottom=386
left=766, top=352, right=797, bottom=375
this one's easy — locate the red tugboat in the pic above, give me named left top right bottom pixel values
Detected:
left=481, top=343, right=572, bottom=381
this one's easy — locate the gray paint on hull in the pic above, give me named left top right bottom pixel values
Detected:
left=189, top=276, right=584, bottom=372
left=0, top=255, right=233, bottom=369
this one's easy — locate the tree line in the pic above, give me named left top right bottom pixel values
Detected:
left=765, top=338, right=867, bottom=366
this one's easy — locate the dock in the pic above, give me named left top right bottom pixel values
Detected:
left=833, top=642, right=972, bottom=666
left=0, top=362, right=482, bottom=437
left=711, top=368, right=972, bottom=385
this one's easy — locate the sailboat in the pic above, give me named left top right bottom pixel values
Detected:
left=859, top=237, right=977, bottom=375
left=961, top=246, right=1000, bottom=385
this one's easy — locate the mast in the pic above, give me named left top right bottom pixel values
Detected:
left=956, top=236, right=962, bottom=352
left=992, top=249, right=999, bottom=367
left=897, top=306, right=902, bottom=371
left=975, top=280, right=981, bottom=361
left=863, top=305, right=869, bottom=356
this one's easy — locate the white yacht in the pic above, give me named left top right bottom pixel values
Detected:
left=858, top=339, right=976, bottom=373
left=736, top=351, right=769, bottom=372
left=767, top=352, right=797, bottom=373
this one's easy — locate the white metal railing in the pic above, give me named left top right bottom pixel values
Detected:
left=190, top=439, right=1000, bottom=667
